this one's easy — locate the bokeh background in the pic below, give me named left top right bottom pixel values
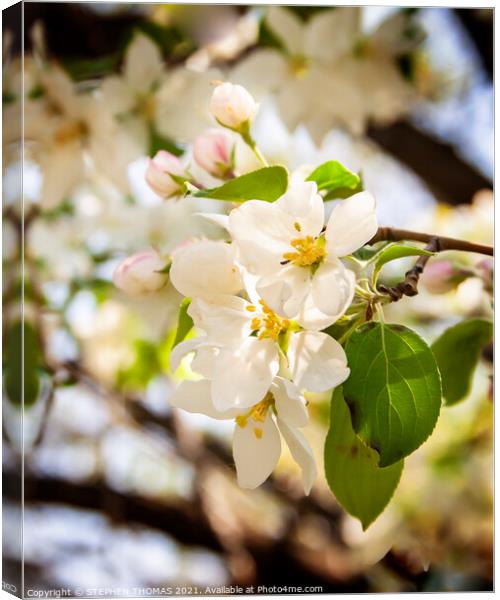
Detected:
left=2, top=3, right=493, bottom=595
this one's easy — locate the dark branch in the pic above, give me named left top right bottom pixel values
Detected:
left=370, top=227, right=493, bottom=256
left=378, top=237, right=440, bottom=302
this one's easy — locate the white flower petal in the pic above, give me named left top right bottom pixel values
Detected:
left=233, top=413, right=281, bottom=489
left=195, top=212, right=230, bottom=231
left=170, top=338, right=202, bottom=373
left=310, top=259, right=355, bottom=320
left=211, top=337, right=279, bottom=411
left=287, top=331, right=350, bottom=392
left=257, top=264, right=311, bottom=318
left=124, top=33, right=164, bottom=92
left=100, top=76, right=136, bottom=115
left=271, top=377, right=308, bottom=428
left=189, top=296, right=252, bottom=343
left=274, top=181, right=324, bottom=238
left=234, top=240, right=284, bottom=277
left=277, top=417, right=317, bottom=495
left=265, top=6, right=304, bottom=56
left=170, top=380, right=238, bottom=419
left=191, top=345, right=219, bottom=379
left=228, top=200, right=296, bottom=257
left=304, top=8, right=361, bottom=62
left=170, top=240, right=243, bottom=299
left=326, top=191, right=378, bottom=257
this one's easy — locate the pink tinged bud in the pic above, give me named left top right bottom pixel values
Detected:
left=193, top=128, right=234, bottom=177
left=113, top=251, right=169, bottom=297
left=209, top=82, right=257, bottom=130
left=420, top=260, right=457, bottom=295
left=145, top=151, right=185, bottom=198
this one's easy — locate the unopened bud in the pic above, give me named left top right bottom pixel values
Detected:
left=420, top=260, right=461, bottom=295
left=113, top=251, right=169, bottom=297
left=193, top=129, right=234, bottom=178
left=209, top=82, right=257, bottom=130
left=145, top=151, right=185, bottom=198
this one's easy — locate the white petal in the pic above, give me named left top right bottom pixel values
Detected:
left=310, top=259, right=355, bottom=320
left=195, top=212, right=230, bottom=231
left=326, top=191, right=378, bottom=257
left=170, top=338, right=201, bottom=373
left=304, top=8, right=361, bottom=62
left=229, top=49, right=289, bottom=98
left=100, top=76, right=136, bottom=115
left=257, top=264, right=311, bottom=318
left=211, top=337, right=279, bottom=411
left=233, top=413, right=281, bottom=489
left=191, top=345, right=219, bottom=379
left=277, top=418, right=317, bottom=495
left=228, top=200, right=296, bottom=257
left=287, top=331, right=350, bottom=392
left=170, top=240, right=243, bottom=299
left=271, top=377, right=308, bottom=428
left=234, top=240, right=284, bottom=277
left=274, top=181, right=324, bottom=237
left=266, top=6, right=304, bottom=56
left=189, top=296, right=252, bottom=343
left=124, top=33, right=164, bottom=92
left=170, top=380, right=238, bottom=419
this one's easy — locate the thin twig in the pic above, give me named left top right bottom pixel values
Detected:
left=378, top=237, right=440, bottom=302
left=370, top=227, right=493, bottom=256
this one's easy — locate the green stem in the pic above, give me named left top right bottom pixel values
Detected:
left=241, top=130, right=268, bottom=167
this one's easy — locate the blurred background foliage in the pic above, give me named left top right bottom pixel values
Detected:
left=2, top=3, right=493, bottom=594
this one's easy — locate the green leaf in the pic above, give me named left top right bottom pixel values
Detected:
left=174, top=298, right=193, bottom=347
left=344, top=322, right=442, bottom=467
left=325, top=387, right=403, bottom=529
left=117, top=339, right=163, bottom=390
left=432, top=319, right=492, bottom=405
left=195, top=166, right=288, bottom=203
left=372, top=243, right=435, bottom=282
left=306, top=160, right=361, bottom=199
left=5, top=321, right=41, bottom=407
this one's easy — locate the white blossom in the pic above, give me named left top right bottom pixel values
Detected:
left=145, top=150, right=185, bottom=199
left=224, top=182, right=377, bottom=329
left=170, top=376, right=316, bottom=492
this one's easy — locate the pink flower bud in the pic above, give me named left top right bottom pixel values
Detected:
left=145, top=151, right=185, bottom=198
left=420, top=260, right=457, bottom=295
left=113, top=251, right=168, bottom=297
left=209, top=82, right=257, bottom=129
left=193, top=129, right=234, bottom=178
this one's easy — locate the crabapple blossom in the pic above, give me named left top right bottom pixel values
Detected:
left=145, top=150, right=185, bottom=198
left=113, top=250, right=168, bottom=297
left=225, top=181, right=378, bottom=329
left=209, top=82, right=257, bottom=130
left=169, top=242, right=350, bottom=410
left=169, top=376, right=316, bottom=492
left=193, top=128, right=234, bottom=178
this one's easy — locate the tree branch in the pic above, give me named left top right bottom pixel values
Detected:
left=370, top=227, right=493, bottom=256
left=378, top=237, right=439, bottom=301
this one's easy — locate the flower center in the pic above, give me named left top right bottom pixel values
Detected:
left=247, top=300, right=290, bottom=341
left=235, top=392, right=274, bottom=438
left=289, top=55, right=310, bottom=79
left=283, top=236, right=326, bottom=267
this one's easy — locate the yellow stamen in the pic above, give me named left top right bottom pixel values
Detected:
left=294, top=222, right=302, bottom=232
left=256, top=300, right=290, bottom=341
left=253, top=427, right=263, bottom=439
left=246, top=305, right=257, bottom=312
left=283, top=236, right=326, bottom=267
left=235, top=393, right=274, bottom=433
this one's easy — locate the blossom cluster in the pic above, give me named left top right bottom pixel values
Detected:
left=113, top=81, right=379, bottom=492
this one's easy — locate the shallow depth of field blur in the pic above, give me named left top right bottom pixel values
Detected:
left=2, top=3, right=493, bottom=594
